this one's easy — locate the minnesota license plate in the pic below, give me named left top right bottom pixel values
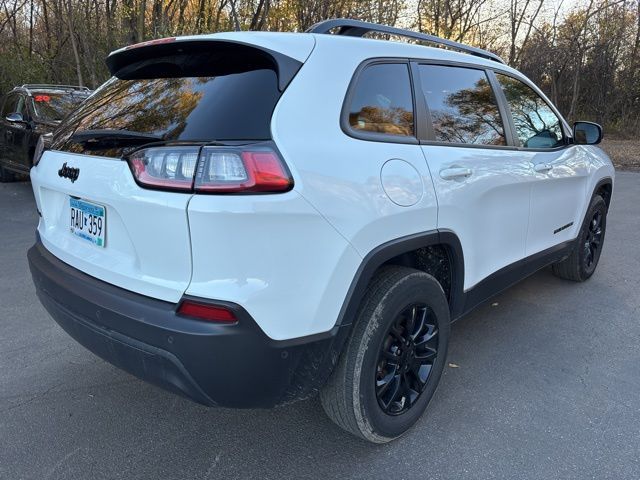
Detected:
left=69, top=197, right=106, bottom=247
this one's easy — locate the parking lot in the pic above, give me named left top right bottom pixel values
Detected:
left=1, top=172, right=638, bottom=480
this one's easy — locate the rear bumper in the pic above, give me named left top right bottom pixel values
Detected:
left=28, top=239, right=349, bottom=408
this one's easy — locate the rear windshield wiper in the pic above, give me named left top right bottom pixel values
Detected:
left=70, top=129, right=162, bottom=146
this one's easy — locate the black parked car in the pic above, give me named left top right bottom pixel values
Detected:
left=0, top=84, right=91, bottom=182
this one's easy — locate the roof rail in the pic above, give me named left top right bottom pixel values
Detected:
left=20, top=84, right=91, bottom=92
left=306, top=18, right=505, bottom=64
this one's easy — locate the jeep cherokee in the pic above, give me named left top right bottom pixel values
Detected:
left=27, top=19, right=614, bottom=443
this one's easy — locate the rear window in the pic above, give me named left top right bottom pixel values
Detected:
left=52, top=66, right=281, bottom=157
left=30, top=91, right=89, bottom=122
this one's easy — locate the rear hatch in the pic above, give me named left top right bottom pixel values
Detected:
left=31, top=35, right=312, bottom=302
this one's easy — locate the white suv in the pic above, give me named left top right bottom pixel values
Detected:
left=28, top=19, right=614, bottom=443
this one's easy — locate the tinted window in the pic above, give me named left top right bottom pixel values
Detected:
left=2, top=94, right=19, bottom=117
left=53, top=69, right=280, bottom=157
left=419, top=65, right=506, bottom=146
left=348, top=63, right=414, bottom=137
left=496, top=74, right=564, bottom=149
left=15, top=96, right=26, bottom=116
left=30, top=91, right=90, bottom=122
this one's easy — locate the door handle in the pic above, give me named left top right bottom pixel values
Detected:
left=440, top=167, right=472, bottom=180
left=534, top=163, right=553, bottom=173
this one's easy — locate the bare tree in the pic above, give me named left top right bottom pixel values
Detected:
left=0, top=0, right=637, bottom=135
left=507, top=0, right=544, bottom=65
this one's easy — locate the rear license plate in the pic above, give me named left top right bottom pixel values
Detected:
left=69, top=197, right=106, bottom=247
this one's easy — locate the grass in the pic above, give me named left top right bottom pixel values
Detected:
left=599, top=138, right=640, bottom=171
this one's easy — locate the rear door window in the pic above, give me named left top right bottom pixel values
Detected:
left=418, top=64, right=506, bottom=146
left=346, top=63, right=415, bottom=138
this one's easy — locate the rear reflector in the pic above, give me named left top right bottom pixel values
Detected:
left=177, top=301, right=237, bottom=323
left=126, top=143, right=292, bottom=194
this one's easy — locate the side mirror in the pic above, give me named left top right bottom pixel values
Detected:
left=573, top=121, right=602, bottom=145
left=5, top=112, right=25, bottom=123
left=524, top=129, right=559, bottom=148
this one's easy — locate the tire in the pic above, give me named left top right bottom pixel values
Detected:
left=552, top=194, right=607, bottom=282
left=320, top=265, right=450, bottom=443
left=0, top=164, right=16, bottom=183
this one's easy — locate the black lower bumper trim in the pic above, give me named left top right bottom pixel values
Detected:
left=28, top=239, right=349, bottom=408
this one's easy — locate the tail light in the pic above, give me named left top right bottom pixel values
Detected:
left=195, top=147, right=292, bottom=193
left=177, top=300, right=237, bottom=323
left=33, top=133, right=52, bottom=167
left=126, top=143, right=292, bottom=194
left=128, top=146, right=198, bottom=191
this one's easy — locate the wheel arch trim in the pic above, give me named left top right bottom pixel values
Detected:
left=335, top=229, right=466, bottom=328
left=591, top=176, right=613, bottom=208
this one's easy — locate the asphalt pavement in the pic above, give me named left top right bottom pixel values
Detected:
left=1, top=172, right=639, bottom=480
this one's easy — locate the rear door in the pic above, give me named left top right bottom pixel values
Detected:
left=32, top=39, right=310, bottom=303
left=0, top=94, right=8, bottom=165
left=415, top=63, right=533, bottom=290
left=1, top=93, right=22, bottom=169
left=493, top=73, right=588, bottom=255
left=32, top=150, right=193, bottom=302
left=8, top=94, right=32, bottom=170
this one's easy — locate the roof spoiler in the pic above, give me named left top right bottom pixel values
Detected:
left=106, top=39, right=303, bottom=91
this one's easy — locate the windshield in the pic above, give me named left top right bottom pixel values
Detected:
left=31, top=91, right=90, bottom=122
left=52, top=69, right=281, bottom=158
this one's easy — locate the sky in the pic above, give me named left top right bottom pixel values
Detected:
left=400, top=0, right=590, bottom=26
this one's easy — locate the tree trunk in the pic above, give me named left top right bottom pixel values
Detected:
left=137, top=0, right=146, bottom=41
left=122, top=0, right=138, bottom=45
left=64, top=0, right=84, bottom=86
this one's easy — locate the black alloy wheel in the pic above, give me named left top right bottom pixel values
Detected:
left=552, top=194, right=608, bottom=282
left=320, top=266, right=450, bottom=443
left=583, top=209, right=604, bottom=270
left=375, top=303, right=439, bottom=415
